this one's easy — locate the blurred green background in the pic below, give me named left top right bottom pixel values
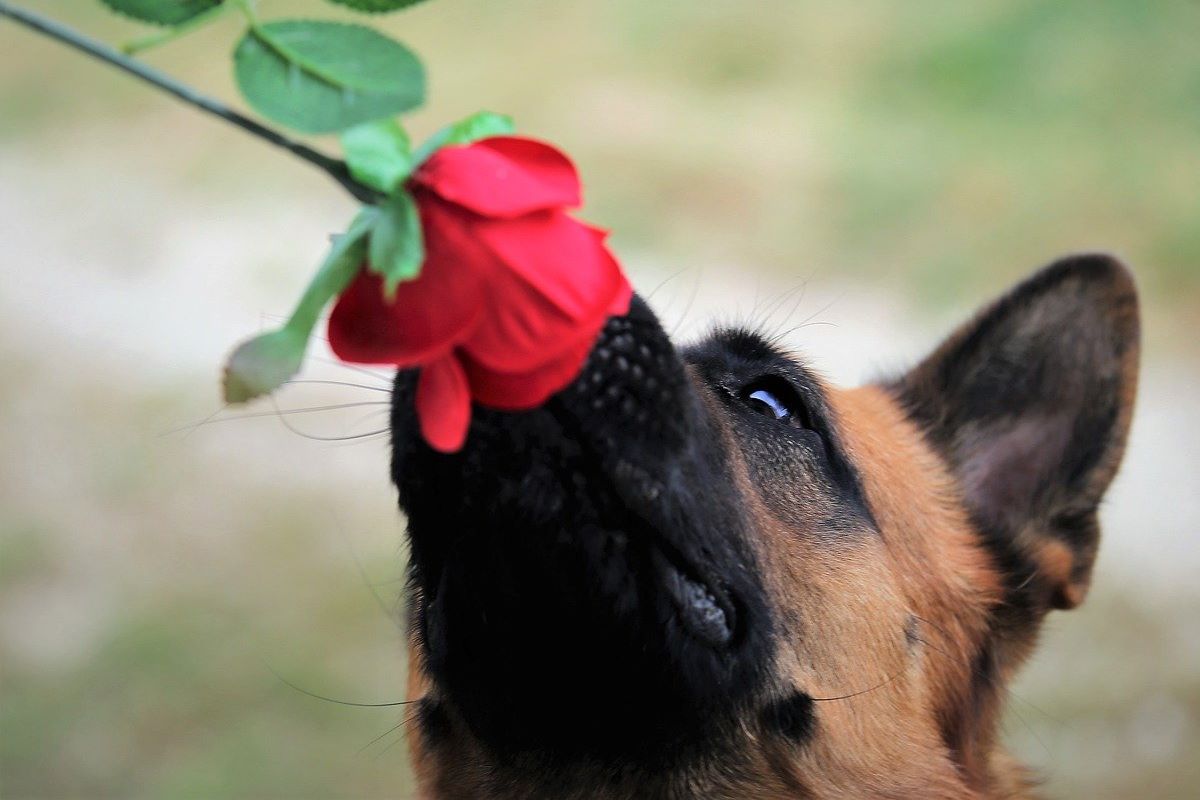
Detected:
left=1, top=1, right=1198, bottom=797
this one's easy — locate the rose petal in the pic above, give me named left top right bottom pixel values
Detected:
left=462, top=211, right=630, bottom=372
left=328, top=195, right=495, bottom=365
left=413, top=137, right=580, bottom=218
left=416, top=355, right=472, bottom=452
left=463, top=278, right=633, bottom=411
left=591, top=224, right=634, bottom=317
left=607, top=275, right=634, bottom=317
left=462, top=332, right=597, bottom=411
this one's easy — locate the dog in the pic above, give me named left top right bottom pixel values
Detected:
left=388, top=253, right=1140, bottom=799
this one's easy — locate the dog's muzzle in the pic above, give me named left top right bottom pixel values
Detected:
left=389, top=295, right=771, bottom=761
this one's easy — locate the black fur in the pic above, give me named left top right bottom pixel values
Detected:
left=391, top=296, right=777, bottom=765
left=760, top=692, right=817, bottom=743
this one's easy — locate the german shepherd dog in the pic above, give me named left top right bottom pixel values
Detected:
left=390, top=254, right=1140, bottom=799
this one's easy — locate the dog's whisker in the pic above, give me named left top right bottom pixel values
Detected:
left=360, top=719, right=406, bottom=756
left=794, top=289, right=847, bottom=330
left=160, top=402, right=388, bottom=434
left=1001, top=698, right=1053, bottom=760
left=327, top=507, right=403, bottom=629
left=266, top=663, right=412, bottom=708
left=262, top=397, right=391, bottom=442
left=754, top=262, right=826, bottom=341
left=164, top=404, right=227, bottom=440
left=771, top=319, right=839, bottom=343
left=345, top=410, right=391, bottom=434
left=668, top=266, right=705, bottom=338
left=644, top=266, right=691, bottom=302
left=275, top=422, right=390, bottom=443
left=361, top=708, right=423, bottom=758
left=163, top=402, right=391, bottom=436
left=758, top=280, right=810, bottom=327
left=319, top=431, right=392, bottom=447
left=308, top=354, right=396, bottom=385
left=809, top=665, right=905, bottom=703
left=285, top=378, right=393, bottom=394
left=909, top=617, right=1055, bottom=758
left=766, top=284, right=813, bottom=340
left=373, top=711, right=423, bottom=760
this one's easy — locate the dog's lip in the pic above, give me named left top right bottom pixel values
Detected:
left=601, top=458, right=741, bottom=650
left=648, top=536, right=738, bottom=648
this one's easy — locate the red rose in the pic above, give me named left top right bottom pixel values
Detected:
left=327, top=137, right=632, bottom=453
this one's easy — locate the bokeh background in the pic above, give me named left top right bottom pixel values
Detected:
left=2, top=1, right=1198, bottom=797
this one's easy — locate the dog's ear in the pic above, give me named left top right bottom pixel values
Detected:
left=892, top=254, right=1140, bottom=612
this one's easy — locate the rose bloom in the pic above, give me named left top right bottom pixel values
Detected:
left=328, top=137, right=632, bottom=452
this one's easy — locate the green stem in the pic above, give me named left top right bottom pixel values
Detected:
left=286, top=208, right=378, bottom=337
left=230, top=0, right=259, bottom=26
left=0, top=1, right=382, bottom=205
left=122, top=1, right=233, bottom=55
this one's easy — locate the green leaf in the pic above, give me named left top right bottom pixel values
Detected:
left=99, top=0, right=222, bottom=27
left=323, top=0, right=432, bottom=12
left=223, top=209, right=376, bottom=403
left=412, top=111, right=515, bottom=165
left=251, top=21, right=419, bottom=96
left=340, top=119, right=412, bottom=194
left=233, top=21, right=425, bottom=134
left=368, top=191, right=424, bottom=298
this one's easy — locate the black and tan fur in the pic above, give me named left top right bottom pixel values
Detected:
left=389, top=254, right=1140, bottom=799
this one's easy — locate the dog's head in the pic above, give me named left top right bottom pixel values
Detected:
left=390, top=254, right=1139, bottom=799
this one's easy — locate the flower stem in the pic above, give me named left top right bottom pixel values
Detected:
left=121, top=1, right=233, bottom=56
left=0, top=1, right=381, bottom=205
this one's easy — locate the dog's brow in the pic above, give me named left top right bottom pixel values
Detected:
left=680, top=327, right=824, bottom=411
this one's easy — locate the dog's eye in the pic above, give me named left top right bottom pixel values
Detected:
left=739, top=379, right=805, bottom=425
left=745, top=388, right=792, bottom=420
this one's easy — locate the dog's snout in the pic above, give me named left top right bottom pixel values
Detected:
left=388, top=293, right=770, bottom=761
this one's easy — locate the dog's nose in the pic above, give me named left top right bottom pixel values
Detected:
left=557, top=295, right=691, bottom=450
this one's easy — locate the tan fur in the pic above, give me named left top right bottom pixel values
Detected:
left=711, top=382, right=1018, bottom=798
left=406, top=632, right=436, bottom=799
left=405, top=384, right=1038, bottom=799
